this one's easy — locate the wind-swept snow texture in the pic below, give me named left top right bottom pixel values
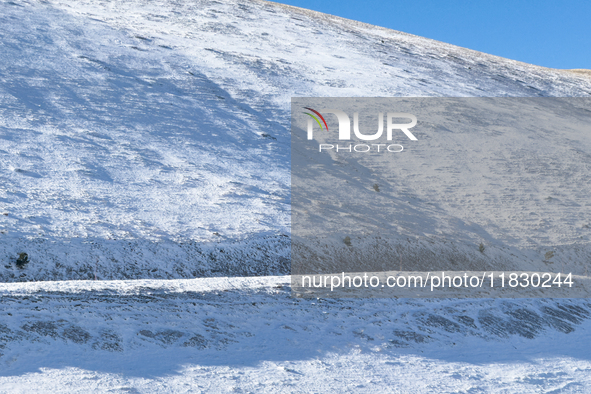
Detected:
left=0, top=278, right=591, bottom=392
left=1, top=0, right=591, bottom=280
left=1, top=0, right=591, bottom=392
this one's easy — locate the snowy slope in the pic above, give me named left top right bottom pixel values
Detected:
left=1, top=0, right=591, bottom=392
left=1, top=0, right=591, bottom=279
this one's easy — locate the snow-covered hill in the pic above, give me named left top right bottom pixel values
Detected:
left=1, top=0, right=591, bottom=392
left=2, top=0, right=591, bottom=279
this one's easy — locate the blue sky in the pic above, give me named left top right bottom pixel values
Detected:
left=274, top=0, right=590, bottom=69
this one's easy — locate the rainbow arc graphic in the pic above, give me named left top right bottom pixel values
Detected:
left=303, top=107, right=328, bottom=131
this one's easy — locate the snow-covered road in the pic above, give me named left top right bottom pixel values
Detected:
left=0, top=277, right=590, bottom=392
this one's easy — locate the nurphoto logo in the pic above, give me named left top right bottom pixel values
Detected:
left=303, top=107, right=418, bottom=153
